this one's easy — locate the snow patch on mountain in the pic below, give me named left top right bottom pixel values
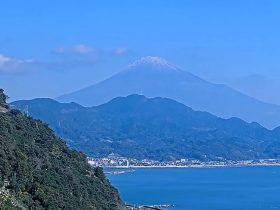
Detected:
left=126, top=56, right=181, bottom=72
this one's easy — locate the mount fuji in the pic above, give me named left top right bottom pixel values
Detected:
left=57, top=56, right=280, bottom=128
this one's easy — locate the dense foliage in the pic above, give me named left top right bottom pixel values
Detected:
left=0, top=89, right=8, bottom=109
left=0, top=91, right=123, bottom=210
left=12, top=95, right=280, bottom=161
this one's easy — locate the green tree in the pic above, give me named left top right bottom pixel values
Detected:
left=0, top=89, right=124, bottom=210
left=0, top=89, right=8, bottom=109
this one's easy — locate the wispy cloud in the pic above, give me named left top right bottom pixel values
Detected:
left=0, top=45, right=132, bottom=74
left=55, top=44, right=95, bottom=54
left=0, top=54, right=33, bottom=73
left=54, top=44, right=131, bottom=58
left=112, top=47, right=129, bottom=56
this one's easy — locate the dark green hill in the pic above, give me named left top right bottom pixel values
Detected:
left=0, top=90, right=124, bottom=210
left=12, top=95, right=280, bottom=161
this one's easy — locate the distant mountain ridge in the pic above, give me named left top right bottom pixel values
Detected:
left=57, top=56, right=280, bottom=129
left=12, top=95, right=280, bottom=161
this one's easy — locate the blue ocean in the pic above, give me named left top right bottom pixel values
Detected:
left=107, top=167, right=280, bottom=210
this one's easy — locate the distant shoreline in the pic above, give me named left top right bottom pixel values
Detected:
left=90, top=157, right=280, bottom=170
left=104, top=164, right=280, bottom=169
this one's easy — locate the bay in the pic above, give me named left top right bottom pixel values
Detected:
left=107, top=167, right=280, bottom=210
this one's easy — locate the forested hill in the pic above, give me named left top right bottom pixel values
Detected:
left=12, top=95, right=280, bottom=161
left=0, top=90, right=124, bottom=210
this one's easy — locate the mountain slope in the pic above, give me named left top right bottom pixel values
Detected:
left=12, top=95, right=280, bottom=161
left=0, top=91, right=123, bottom=210
left=57, top=56, right=280, bottom=129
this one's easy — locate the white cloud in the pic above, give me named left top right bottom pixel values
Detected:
left=55, top=44, right=95, bottom=54
left=0, top=54, right=11, bottom=66
left=0, top=54, right=33, bottom=73
left=112, top=47, right=128, bottom=56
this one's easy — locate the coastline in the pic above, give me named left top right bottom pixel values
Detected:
left=104, top=163, right=280, bottom=169
left=90, top=157, right=280, bottom=170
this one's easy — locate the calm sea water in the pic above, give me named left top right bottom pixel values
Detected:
left=107, top=167, right=280, bottom=210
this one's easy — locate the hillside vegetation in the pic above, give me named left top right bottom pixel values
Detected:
left=0, top=90, right=124, bottom=210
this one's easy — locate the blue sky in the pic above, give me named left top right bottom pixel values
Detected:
left=1, top=0, right=280, bottom=104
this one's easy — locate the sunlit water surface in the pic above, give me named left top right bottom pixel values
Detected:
left=107, top=167, right=280, bottom=210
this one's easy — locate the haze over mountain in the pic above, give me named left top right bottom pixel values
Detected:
left=12, top=95, right=280, bottom=161
left=57, top=56, right=280, bottom=129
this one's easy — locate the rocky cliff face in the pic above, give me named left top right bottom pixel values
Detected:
left=0, top=106, right=8, bottom=113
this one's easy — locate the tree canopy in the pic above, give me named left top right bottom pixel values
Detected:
left=0, top=89, right=8, bottom=109
left=0, top=89, right=123, bottom=210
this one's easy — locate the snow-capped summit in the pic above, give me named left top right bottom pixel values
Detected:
left=126, top=56, right=181, bottom=72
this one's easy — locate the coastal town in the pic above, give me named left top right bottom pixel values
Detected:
left=88, top=154, right=280, bottom=168
left=125, top=204, right=175, bottom=210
